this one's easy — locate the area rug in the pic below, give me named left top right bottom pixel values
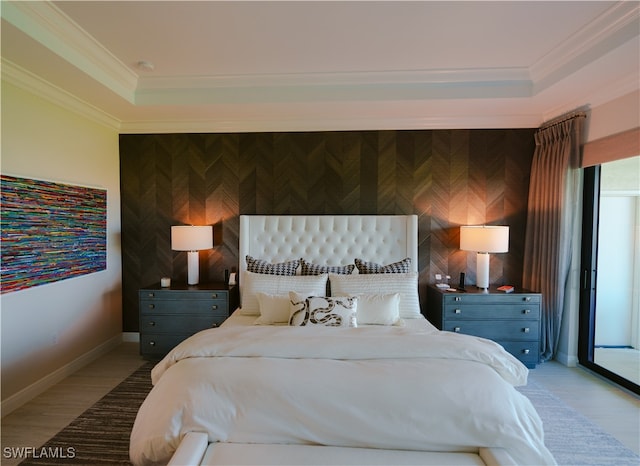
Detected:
left=517, top=381, right=639, bottom=466
left=19, top=362, right=154, bottom=465
left=20, top=363, right=639, bottom=465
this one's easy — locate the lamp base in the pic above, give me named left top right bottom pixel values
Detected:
left=187, top=250, right=200, bottom=285
left=476, top=252, right=490, bottom=289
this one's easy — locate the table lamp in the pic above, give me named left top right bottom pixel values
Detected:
left=460, top=225, right=509, bottom=290
left=171, top=225, right=213, bottom=285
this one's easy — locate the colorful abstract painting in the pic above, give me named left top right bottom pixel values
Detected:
left=1, top=175, right=107, bottom=294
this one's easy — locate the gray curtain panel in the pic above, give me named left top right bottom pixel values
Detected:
left=523, top=112, right=586, bottom=361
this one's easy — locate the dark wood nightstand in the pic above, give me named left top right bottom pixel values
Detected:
left=138, top=282, right=237, bottom=359
left=426, top=285, right=541, bottom=368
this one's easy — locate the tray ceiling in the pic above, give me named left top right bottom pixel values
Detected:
left=2, top=1, right=638, bottom=132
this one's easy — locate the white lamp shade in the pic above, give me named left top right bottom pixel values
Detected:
left=171, top=225, right=213, bottom=251
left=460, top=225, right=509, bottom=253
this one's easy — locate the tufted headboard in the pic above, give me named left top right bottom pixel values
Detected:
left=238, top=215, right=418, bottom=281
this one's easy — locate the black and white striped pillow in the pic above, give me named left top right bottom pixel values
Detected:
left=354, top=257, right=411, bottom=274
left=246, top=255, right=299, bottom=275
left=300, top=259, right=355, bottom=276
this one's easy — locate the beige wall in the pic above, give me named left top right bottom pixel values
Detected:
left=1, top=82, right=122, bottom=411
left=586, top=90, right=640, bottom=142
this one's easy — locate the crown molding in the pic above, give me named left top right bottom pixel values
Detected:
left=1, top=0, right=137, bottom=102
left=119, top=113, right=541, bottom=135
left=530, top=1, right=640, bottom=93
left=138, top=67, right=532, bottom=90
left=541, top=74, right=639, bottom=123
left=2, top=59, right=121, bottom=131
left=135, top=67, right=533, bottom=105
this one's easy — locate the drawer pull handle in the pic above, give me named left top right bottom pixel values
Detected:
left=454, top=297, right=461, bottom=302
left=212, top=305, right=218, bottom=310
left=453, top=327, right=461, bottom=333
left=522, top=309, right=531, bottom=314
left=522, top=349, right=530, bottom=355
left=522, top=327, right=530, bottom=333
left=149, top=321, right=155, bottom=326
left=524, top=297, right=531, bottom=302
left=212, top=323, right=218, bottom=328
left=149, top=341, right=156, bottom=346
left=454, top=309, right=461, bottom=314
left=148, top=292, right=155, bottom=298
left=148, top=304, right=155, bottom=309
left=211, top=293, right=218, bottom=298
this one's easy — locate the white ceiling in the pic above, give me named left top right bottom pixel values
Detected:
left=2, top=1, right=639, bottom=133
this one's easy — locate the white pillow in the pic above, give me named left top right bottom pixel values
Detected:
left=355, top=293, right=401, bottom=325
left=289, top=291, right=358, bottom=327
left=329, top=272, right=421, bottom=319
left=254, top=293, right=290, bottom=325
left=240, top=271, right=328, bottom=316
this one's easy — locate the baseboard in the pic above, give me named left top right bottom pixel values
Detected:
left=1, top=334, right=123, bottom=417
left=554, top=350, right=578, bottom=367
left=122, top=332, right=140, bottom=343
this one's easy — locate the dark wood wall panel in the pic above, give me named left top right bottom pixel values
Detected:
left=120, top=129, right=535, bottom=331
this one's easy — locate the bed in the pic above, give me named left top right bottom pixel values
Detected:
left=129, top=215, right=555, bottom=466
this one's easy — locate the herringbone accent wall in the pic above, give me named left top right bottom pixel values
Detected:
left=120, top=129, right=535, bottom=331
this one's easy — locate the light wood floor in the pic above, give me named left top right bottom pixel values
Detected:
left=2, top=342, right=639, bottom=466
left=1, top=343, right=146, bottom=466
left=528, top=358, right=640, bottom=455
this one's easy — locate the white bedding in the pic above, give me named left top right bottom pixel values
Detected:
left=130, top=324, right=555, bottom=466
left=221, top=309, right=262, bottom=327
left=222, top=308, right=438, bottom=331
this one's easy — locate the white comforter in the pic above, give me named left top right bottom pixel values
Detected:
left=130, top=325, right=556, bottom=466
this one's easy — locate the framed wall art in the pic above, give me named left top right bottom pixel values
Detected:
left=1, top=174, right=107, bottom=294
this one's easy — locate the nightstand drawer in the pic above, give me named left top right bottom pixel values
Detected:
left=443, top=294, right=540, bottom=305
left=140, top=333, right=191, bottom=356
left=140, top=314, right=223, bottom=333
left=500, top=341, right=540, bottom=364
left=140, top=290, right=226, bottom=301
left=140, top=298, right=227, bottom=314
left=443, top=320, right=539, bottom=341
left=444, top=305, right=540, bottom=320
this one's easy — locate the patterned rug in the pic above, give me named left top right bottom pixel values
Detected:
left=19, top=362, right=154, bottom=465
left=19, top=363, right=639, bottom=465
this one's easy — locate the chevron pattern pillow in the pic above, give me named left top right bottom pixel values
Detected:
left=354, top=257, right=411, bottom=274
left=246, top=255, right=299, bottom=275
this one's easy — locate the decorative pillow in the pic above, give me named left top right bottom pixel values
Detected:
left=354, top=257, right=411, bottom=274
left=354, top=293, right=401, bottom=325
left=246, top=255, right=299, bottom=275
left=254, top=293, right=291, bottom=325
left=355, top=257, right=411, bottom=274
left=300, top=258, right=355, bottom=276
left=328, top=272, right=421, bottom=319
left=289, top=292, right=358, bottom=327
left=239, top=271, right=328, bottom=316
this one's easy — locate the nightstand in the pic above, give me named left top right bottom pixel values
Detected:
left=426, top=285, right=541, bottom=368
left=138, top=282, right=236, bottom=359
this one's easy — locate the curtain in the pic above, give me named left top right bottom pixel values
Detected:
left=523, top=112, right=586, bottom=361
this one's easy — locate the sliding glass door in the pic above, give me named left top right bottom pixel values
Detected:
left=579, top=156, right=639, bottom=394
